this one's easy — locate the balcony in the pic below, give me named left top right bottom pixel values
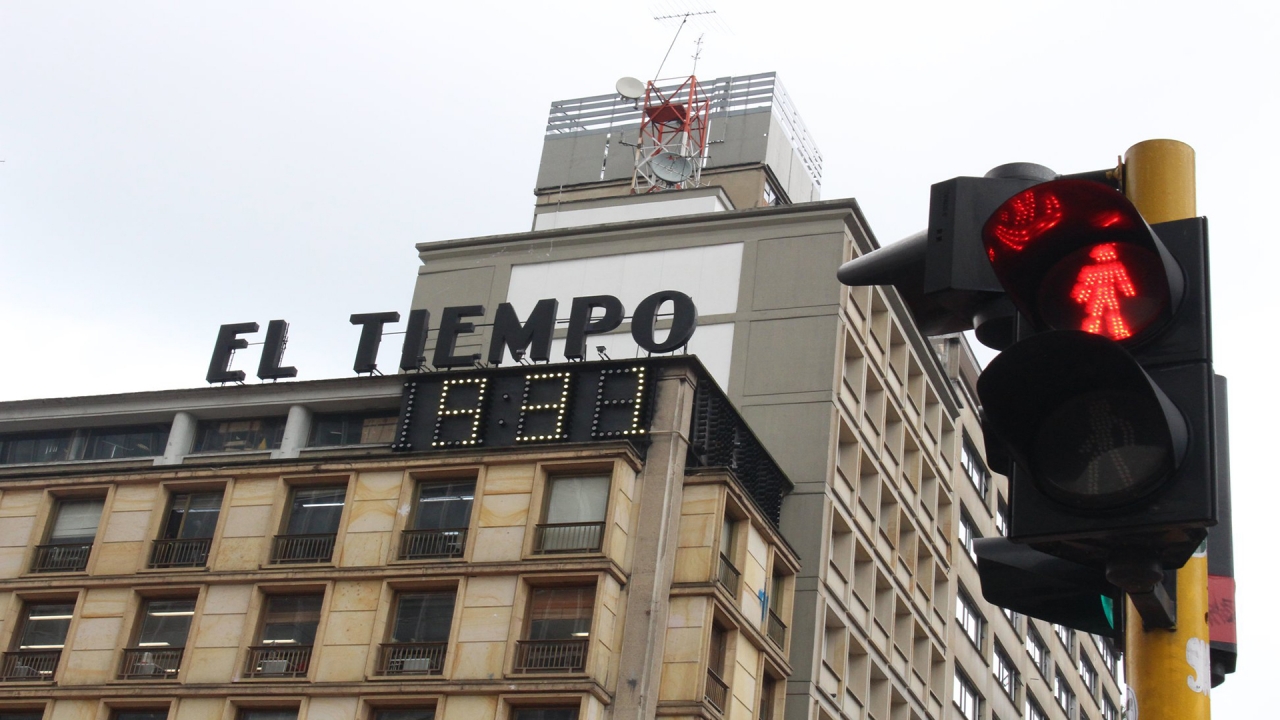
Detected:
left=243, top=645, right=312, bottom=678
left=30, top=543, right=91, bottom=573
left=766, top=608, right=787, bottom=648
left=269, top=534, right=335, bottom=564
left=399, top=528, right=467, bottom=560
left=149, top=538, right=212, bottom=569
left=705, top=668, right=729, bottom=712
left=717, top=554, right=741, bottom=595
left=513, top=638, right=589, bottom=673
left=533, top=522, right=604, bottom=554
left=0, top=650, right=60, bottom=681
left=119, top=647, right=183, bottom=680
left=377, top=642, right=447, bottom=676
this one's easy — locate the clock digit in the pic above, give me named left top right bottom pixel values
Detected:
left=516, top=371, right=573, bottom=442
left=591, top=366, right=648, bottom=438
left=432, top=377, right=489, bottom=447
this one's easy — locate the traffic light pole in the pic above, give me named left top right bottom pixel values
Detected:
left=1122, top=139, right=1211, bottom=720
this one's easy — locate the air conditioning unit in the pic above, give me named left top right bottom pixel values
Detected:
left=259, top=659, right=290, bottom=674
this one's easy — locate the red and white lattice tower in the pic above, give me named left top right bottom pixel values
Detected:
left=630, top=76, right=711, bottom=194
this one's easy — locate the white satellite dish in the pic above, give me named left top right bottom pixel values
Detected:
left=616, top=76, right=646, bottom=100
left=651, top=152, right=695, bottom=183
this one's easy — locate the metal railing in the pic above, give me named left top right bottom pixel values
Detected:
left=0, top=650, right=60, bottom=681
left=118, top=647, right=183, bottom=680
left=717, top=554, right=741, bottom=595
left=149, top=537, right=212, bottom=568
left=376, top=642, right=447, bottom=676
left=30, top=543, right=92, bottom=572
left=705, top=668, right=729, bottom=712
left=513, top=638, right=589, bottom=673
left=533, top=522, right=604, bottom=554
left=243, top=645, right=312, bottom=678
left=399, top=528, right=467, bottom=560
left=270, top=534, right=335, bottom=564
left=766, top=608, right=787, bottom=648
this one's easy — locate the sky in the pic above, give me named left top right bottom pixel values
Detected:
left=1, top=0, right=1276, bottom=714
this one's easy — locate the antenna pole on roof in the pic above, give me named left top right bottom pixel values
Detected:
left=652, top=9, right=716, bottom=80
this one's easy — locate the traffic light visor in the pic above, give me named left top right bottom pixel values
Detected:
left=983, top=180, right=1181, bottom=343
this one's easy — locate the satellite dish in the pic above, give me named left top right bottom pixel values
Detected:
left=651, top=152, right=695, bottom=183
left=616, top=76, right=646, bottom=100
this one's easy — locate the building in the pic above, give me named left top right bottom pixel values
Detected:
left=0, top=358, right=800, bottom=720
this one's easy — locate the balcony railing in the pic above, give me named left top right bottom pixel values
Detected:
left=705, top=668, right=729, bottom=712
left=717, top=554, right=741, bottom=595
left=119, top=647, right=183, bottom=680
left=0, top=650, right=60, bottom=681
left=513, top=638, right=589, bottom=673
left=399, top=528, right=467, bottom=560
left=149, top=537, right=212, bottom=569
left=376, top=642, right=447, bottom=675
left=270, top=534, right=336, bottom=564
left=243, top=645, right=312, bottom=678
left=766, top=608, right=787, bottom=648
left=30, top=543, right=92, bottom=573
left=533, top=522, right=604, bottom=554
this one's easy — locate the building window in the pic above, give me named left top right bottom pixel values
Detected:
left=194, top=417, right=286, bottom=453
left=705, top=622, right=730, bottom=712
left=1027, top=629, right=1049, bottom=677
left=717, top=514, right=742, bottom=595
left=956, top=591, right=984, bottom=649
left=374, top=711, right=435, bottom=720
left=309, top=412, right=398, bottom=447
left=958, top=511, right=979, bottom=563
left=995, top=497, right=1009, bottom=537
left=511, top=710, right=577, bottom=720
left=759, top=674, right=778, bottom=720
left=961, top=434, right=990, bottom=500
left=400, top=479, right=474, bottom=559
left=84, top=425, right=170, bottom=460
left=244, top=594, right=322, bottom=678
left=119, top=598, right=195, bottom=680
left=271, top=485, right=345, bottom=564
left=534, top=474, right=608, bottom=554
left=1053, top=624, right=1073, bottom=651
left=0, top=431, right=72, bottom=464
left=238, top=712, right=297, bottom=720
left=0, top=713, right=45, bottom=720
left=1027, top=698, right=1048, bottom=720
left=1002, top=606, right=1022, bottom=633
left=150, top=490, right=223, bottom=568
left=1093, top=634, right=1118, bottom=677
left=994, top=644, right=1019, bottom=701
left=1, top=601, right=74, bottom=681
left=514, top=585, right=593, bottom=673
left=954, top=669, right=981, bottom=720
left=1080, top=656, right=1098, bottom=697
left=1054, top=671, right=1076, bottom=716
left=1103, top=697, right=1119, bottom=720
left=765, top=570, right=787, bottom=648
left=0, top=425, right=169, bottom=464
left=377, top=591, right=456, bottom=676
left=112, top=710, right=170, bottom=720
left=32, top=497, right=104, bottom=573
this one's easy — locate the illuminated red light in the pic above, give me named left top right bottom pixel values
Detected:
left=989, top=189, right=1063, bottom=251
left=1093, top=209, right=1125, bottom=228
left=1071, top=243, right=1137, bottom=340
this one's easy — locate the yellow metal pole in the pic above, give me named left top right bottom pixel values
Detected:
left=1122, top=139, right=1211, bottom=720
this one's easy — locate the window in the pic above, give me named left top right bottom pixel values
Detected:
left=705, top=622, right=730, bottom=712
left=535, top=474, right=608, bottom=553
left=271, top=485, right=346, bottom=564
left=1027, top=698, right=1048, bottom=720
left=119, top=598, right=195, bottom=679
left=378, top=591, right=456, bottom=675
left=1054, top=671, right=1076, bottom=716
left=1103, top=697, right=1119, bottom=720
left=309, top=412, right=397, bottom=446
left=194, top=417, right=286, bottom=452
left=515, top=586, right=593, bottom=672
left=765, top=570, right=787, bottom=647
left=1080, top=657, right=1098, bottom=697
left=112, top=711, right=170, bottom=720
left=995, top=498, right=1009, bottom=537
left=1053, top=624, right=1073, bottom=651
left=958, top=511, right=979, bottom=563
left=1093, top=635, right=1118, bottom=677
left=994, top=644, right=1019, bottom=701
left=718, top=515, right=742, bottom=594
left=84, top=425, right=170, bottom=460
left=1002, top=607, right=1022, bottom=632
left=759, top=675, right=778, bottom=720
left=961, top=434, right=990, bottom=500
left=401, top=479, right=474, bottom=559
left=2, top=601, right=74, bottom=681
left=511, top=710, right=577, bottom=720
left=1027, top=630, right=1049, bottom=677
left=238, top=712, right=297, bottom=720
left=956, top=591, right=984, bottom=649
left=150, top=490, right=223, bottom=568
left=33, top=497, right=104, bottom=572
left=954, top=669, right=981, bottom=720
left=0, top=431, right=72, bottom=464
left=245, top=594, right=322, bottom=678
left=0, top=426, right=169, bottom=464
left=0, top=714, right=45, bottom=720
left=374, top=711, right=435, bottom=720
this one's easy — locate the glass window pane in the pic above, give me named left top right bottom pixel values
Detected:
left=260, top=595, right=322, bottom=646
left=413, top=481, right=475, bottom=530
left=85, top=425, right=170, bottom=460
left=391, top=591, right=456, bottom=643
left=512, top=710, right=577, bottom=720
left=239, top=712, right=297, bottom=720
left=375, top=710, right=435, bottom=720
left=163, top=492, right=223, bottom=539
left=49, top=498, right=104, bottom=543
left=1, top=432, right=72, bottom=464
left=360, top=416, right=398, bottom=444
left=17, top=602, right=75, bottom=649
left=195, top=418, right=286, bottom=452
left=113, top=711, right=170, bottom=720
left=527, top=586, right=593, bottom=640
left=545, top=475, right=609, bottom=524
left=136, top=599, right=196, bottom=648
left=285, top=486, right=346, bottom=535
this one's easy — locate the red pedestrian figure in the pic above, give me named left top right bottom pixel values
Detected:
left=1071, top=243, right=1136, bottom=340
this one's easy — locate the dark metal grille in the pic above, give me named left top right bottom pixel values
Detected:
left=377, top=642, right=447, bottom=675
left=766, top=609, right=787, bottom=648
left=513, top=639, right=589, bottom=673
left=717, top=554, right=741, bottom=595
left=243, top=645, right=312, bottom=678
left=118, top=648, right=183, bottom=679
left=0, top=650, right=60, bottom=681
left=687, top=384, right=789, bottom=527
left=399, top=528, right=467, bottom=560
left=533, top=522, right=605, bottom=554
left=30, top=543, right=91, bottom=573
left=149, top=538, right=212, bottom=568
left=705, top=668, right=729, bottom=712
left=270, top=534, right=335, bottom=564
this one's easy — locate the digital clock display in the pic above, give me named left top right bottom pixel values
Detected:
left=392, top=361, right=654, bottom=452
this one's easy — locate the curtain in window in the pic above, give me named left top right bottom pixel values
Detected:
left=545, top=476, right=609, bottom=524
left=49, top=498, right=104, bottom=543
left=527, top=586, right=594, bottom=640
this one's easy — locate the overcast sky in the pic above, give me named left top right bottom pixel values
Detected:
left=2, top=1, right=1275, bottom=713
